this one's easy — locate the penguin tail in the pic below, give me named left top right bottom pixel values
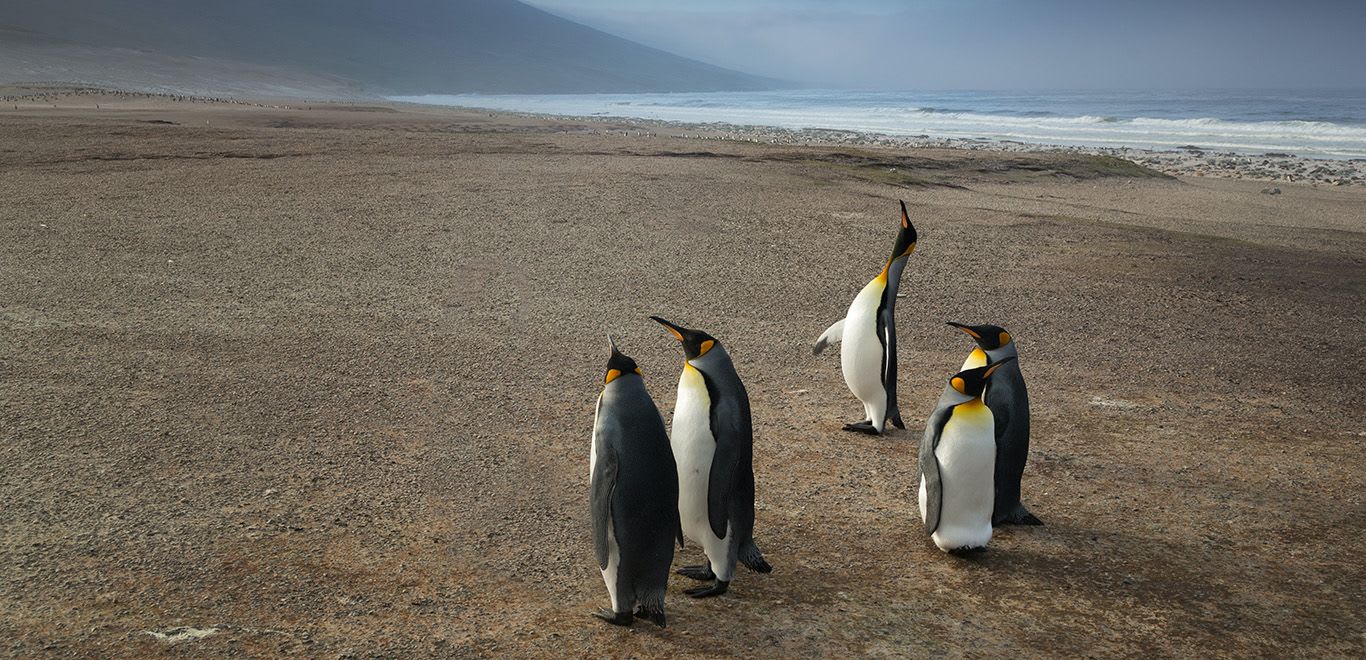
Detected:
left=739, top=539, right=773, bottom=574
left=635, top=591, right=667, bottom=628
left=886, top=400, right=905, bottom=430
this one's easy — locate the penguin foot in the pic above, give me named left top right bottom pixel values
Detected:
left=592, top=609, right=633, bottom=626
left=889, top=414, right=906, bottom=430
left=633, top=606, right=666, bottom=628
left=841, top=421, right=881, bottom=435
left=993, top=504, right=1044, bottom=526
left=676, top=564, right=716, bottom=581
left=948, top=545, right=988, bottom=556
left=684, top=580, right=730, bottom=598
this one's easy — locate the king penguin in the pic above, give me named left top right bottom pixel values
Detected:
left=918, top=358, right=1016, bottom=553
left=590, top=338, right=681, bottom=626
left=651, top=316, right=772, bottom=598
left=812, top=201, right=919, bottom=434
left=947, top=322, right=1042, bottom=526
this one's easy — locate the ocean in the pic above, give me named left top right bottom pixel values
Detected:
left=392, top=88, right=1366, bottom=160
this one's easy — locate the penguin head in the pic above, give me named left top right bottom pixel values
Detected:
left=948, top=321, right=1014, bottom=351
left=603, top=336, right=642, bottom=385
left=649, top=316, right=719, bottom=360
left=887, top=200, right=919, bottom=264
left=949, top=357, right=1017, bottom=397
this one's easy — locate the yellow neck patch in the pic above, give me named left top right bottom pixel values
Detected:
left=605, top=367, right=642, bottom=384
left=963, top=347, right=988, bottom=370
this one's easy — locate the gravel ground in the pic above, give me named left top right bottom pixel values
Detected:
left=1, top=95, right=1363, bottom=657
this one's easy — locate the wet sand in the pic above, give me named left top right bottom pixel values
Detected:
left=1, top=91, right=1363, bottom=657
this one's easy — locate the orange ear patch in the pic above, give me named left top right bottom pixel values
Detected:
left=950, top=376, right=966, bottom=394
left=698, top=339, right=715, bottom=356
left=999, top=331, right=1012, bottom=345
left=604, top=369, right=623, bottom=384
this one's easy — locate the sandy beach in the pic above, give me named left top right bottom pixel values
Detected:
left=1, top=89, right=1363, bottom=657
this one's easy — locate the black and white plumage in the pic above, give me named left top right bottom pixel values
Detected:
left=651, top=316, right=771, bottom=599
left=590, top=339, right=680, bottom=627
left=947, top=322, right=1041, bottom=526
left=919, top=358, right=1015, bottom=553
left=813, top=201, right=919, bottom=435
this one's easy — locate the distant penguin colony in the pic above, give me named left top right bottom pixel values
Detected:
left=586, top=200, right=1038, bottom=628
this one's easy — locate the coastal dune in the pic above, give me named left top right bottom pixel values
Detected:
left=1, top=92, right=1363, bottom=656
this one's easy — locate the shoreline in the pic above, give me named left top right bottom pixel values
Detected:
left=391, top=101, right=1366, bottom=187
left=4, top=83, right=1364, bottom=188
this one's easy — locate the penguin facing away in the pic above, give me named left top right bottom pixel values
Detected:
left=651, top=316, right=772, bottom=598
left=590, top=339, right=681, bottom=626
left=813, top=201, right=919, bottom=435
left=947, top=322, right=1042, bottom=526
left=918, top=358, right=1016, bottom=553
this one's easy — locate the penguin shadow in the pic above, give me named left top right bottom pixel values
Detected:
left=957, top=520, right=1237, bottom=609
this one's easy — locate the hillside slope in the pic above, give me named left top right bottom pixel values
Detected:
left=0, top=0, right=779, bottom=94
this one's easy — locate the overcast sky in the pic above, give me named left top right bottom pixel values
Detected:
left=528, top=0, right=1366, bottom=89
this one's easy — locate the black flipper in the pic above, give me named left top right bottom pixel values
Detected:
left=590, top=438, right=619, bottom=571
left=919, top=399, right=954, bottom=535
left=879, top=300, right=902, bottom=431
left=703, top=372, right=748, bottom=541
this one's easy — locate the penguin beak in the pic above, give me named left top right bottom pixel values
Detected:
left=983, top=356, right=1017, bottom=378
left=947, top=321, right=981, bottom=339
left=649, top=316, right=686, bottom=342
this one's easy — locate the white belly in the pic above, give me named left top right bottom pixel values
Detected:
left=672, top=364, right=716, bottom=541
left=670, top=363, right=735, bottom=580
left=841, top=278, right=886, bottom=406
left=927, top=404, right=996, bottom=552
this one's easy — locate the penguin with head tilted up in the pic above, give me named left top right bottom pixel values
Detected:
left=812, top=201, right=918, bottom=434
left=947, top=322, right=1041, bottom=526
left=589, top=338, right=681, bottom=626
left=650, top=316, right=772, bottom=598
left=918, top=357, right=1016, bottom=553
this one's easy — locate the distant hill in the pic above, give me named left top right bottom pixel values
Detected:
left=0, top=0, right=780, bottom=96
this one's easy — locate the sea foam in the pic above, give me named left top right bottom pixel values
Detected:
left=392, top=89, right=1366, bottom=159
